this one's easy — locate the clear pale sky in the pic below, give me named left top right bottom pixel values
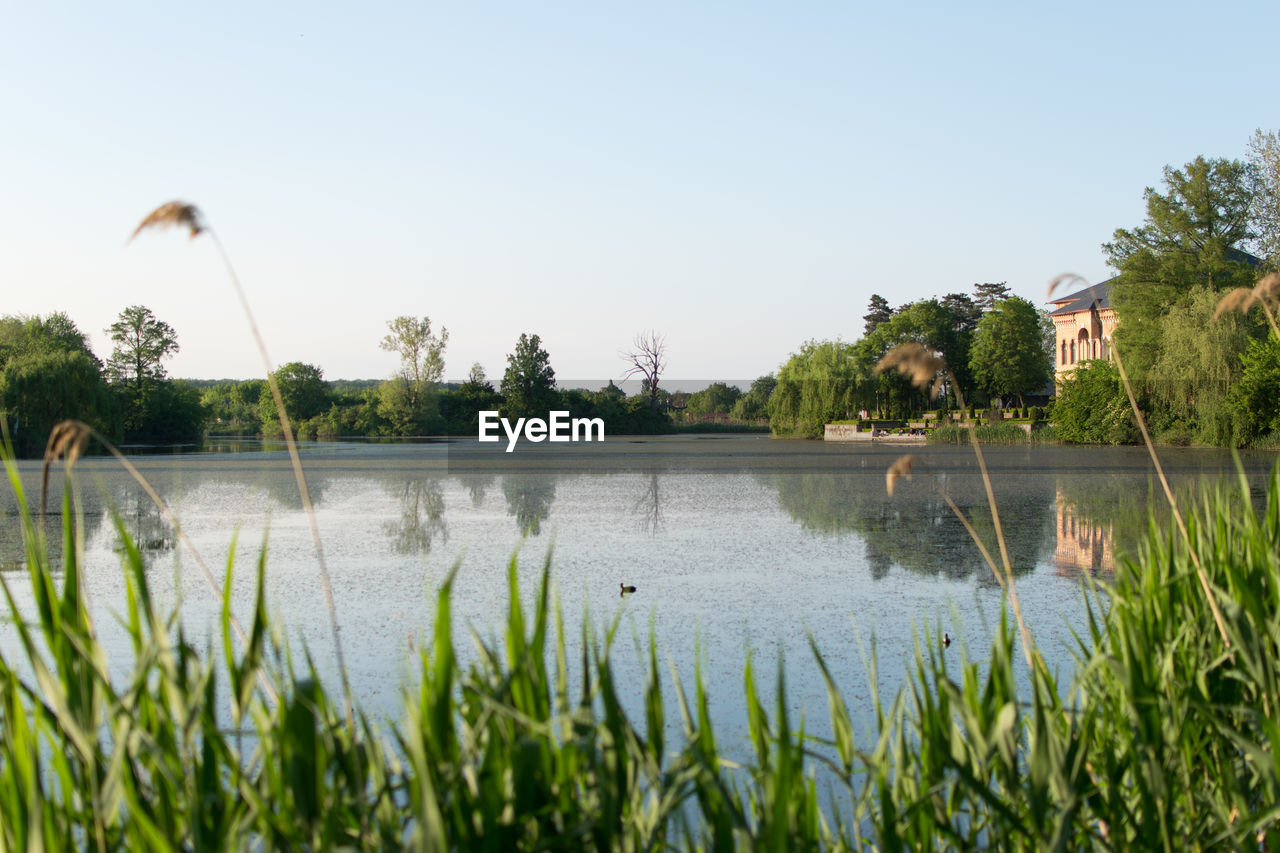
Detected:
left=1, top=2, right=1275, bottom=382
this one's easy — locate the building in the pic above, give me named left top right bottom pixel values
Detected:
left=1047, top=278, right=1116, bottom=389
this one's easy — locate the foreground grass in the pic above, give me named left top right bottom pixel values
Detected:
left=4, top=449, right=1280, bottom=849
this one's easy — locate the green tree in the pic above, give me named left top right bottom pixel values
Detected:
left=1105, top=157, right=1258, bottom=379
left=1, top=313, right=121, bottom=453
left=202, top=380, right=265, bottom=435
left=969, top=296, right=1053, bottom=407
left=377, top=316, right=448, bottom=435
left=1053, top=360, right=1138, bottom=445
left=685, top=382, right=742, bottom=416
left=769, top=340, right=863, bottom=436
left=441, top=365, right=502, bottom=435
left=381, top=315, right=448, bottom=387
left=1149, top=287, right=1257, bottom=443
left=973, top=281, right=1012, bottom=311
left=0, top=347, right=119, bottom=456
left=260, top=362, right=331, bottom=433
left=863, top=294, right=892, bottom=336
left=501, top=334, right=556, bottom=419
left=942, top=293, right=982, bottom=334
left=130, top=380, right=206, bottom=445
left=106, top=306, right=179, bottom=393
left=1226, top=336, right=1280, bottom=444
left=730, top=375, right=777, bottom=421
left=861, top=298, right=975, bottom=412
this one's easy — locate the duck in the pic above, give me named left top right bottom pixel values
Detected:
left=943, top=633, right=952, bottom=648
left=620, top=583, right=637, bottom=595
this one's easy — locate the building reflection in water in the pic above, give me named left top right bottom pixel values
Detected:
left=1053, top=489, right=1115, bottom=575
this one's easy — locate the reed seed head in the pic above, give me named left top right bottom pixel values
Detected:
left=130, top=201, right=206, bottom=241
left=42, top=419, right=92, bottom=513
left=876, top=342, right=948, bottom=399
left=1253, top=272, right=1280, bottom=303
left=1214, top=286, right=1257, bottom=319
left=1047, top=273, right=1090, bottom=299
left=44, top=419, right=91, bottom=469
left=886, top=454, right=915, bottom=496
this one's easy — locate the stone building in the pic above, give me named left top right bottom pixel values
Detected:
left=1047, top=278, right=1117, bottom=389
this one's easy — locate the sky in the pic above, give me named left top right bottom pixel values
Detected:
left=1, top=1, right=1276, bottom=383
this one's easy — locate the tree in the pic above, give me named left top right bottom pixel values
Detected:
left=501, top=333, right=556, bottom=419
left=863, top=294, right=892, bottom=336
left=730, top=374, right=777, bottom=421
left=769, top=340, right=863, bottom=436
left=0, top=347, right=119, bottom=456
left=442, top=363, right=502, bottom=435
left=861, top=298, right=975, bottom=412
left=1248, top=129, right=1280, bottom=268
left=1226, top=336, right=1280, bottom=444
left=968, top=296, right=1053, bottom=407
left=973, top=281, right=1012, bottom=312
left=380, top=315, right=447, bottom=392
left=621, top=331, right=666, bottom=411
left=1053, top=360, right=1138, bottom=445
left=941, top=293, right=982, bottom=334
left=106, top=306, right=179, bottom=394
left=260, top=362, right=331, bottom=432
left=1105, top=157, right=1258, bottom=379
left=685, top=382, right=742, bottom=416
left=378, top=316, right=448, bottom=435
left=1049, top=356, right=1141, bottom=440
left=1149, top=287, right=1256, bottom=443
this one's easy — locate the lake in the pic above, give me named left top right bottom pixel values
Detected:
left=3, top=435, right=1274, bottom=758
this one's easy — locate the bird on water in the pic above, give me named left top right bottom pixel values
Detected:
left=943, top=633, right=952, bottom=648
left=620, top=583, right=637, bottom=595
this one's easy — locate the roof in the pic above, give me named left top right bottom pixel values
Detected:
left=1048, top=277, right=1115, bottom=317
left=1049, top=250, right=1264, bottom=316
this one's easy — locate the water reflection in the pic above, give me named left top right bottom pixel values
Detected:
left=455, top=472, right=496, bottom=508
left=381, top=479, right=447, bottom=555
left=98, top=483, right=175, bottom=568
left=502, top=475, right=555, bottom=536
left=1053, top=492, right=1115, bottom=575
left=755, top=466, right=1053, bottom=581
left=633, top=472, right=664, bottom=535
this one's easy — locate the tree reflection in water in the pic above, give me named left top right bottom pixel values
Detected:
left=755, top=467, right=1053, bottom=581
left=455, top=472, right=496, bottom=508
left=382, top=478, right=447, bottom=555
left=632, top=471, right=664, bottom=535
left=111, top=486, right=175, bottom=569
left=503, top=474, right=555, bottom=536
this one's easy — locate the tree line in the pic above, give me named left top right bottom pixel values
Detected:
left=6, top=129, right=1280, bottom=452
left=0, top=306, right=203, bottom=456
left=766, top=283, right=1052, bottom=437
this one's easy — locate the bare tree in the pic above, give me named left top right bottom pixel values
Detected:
left=621, top=331, right=667, bottom=411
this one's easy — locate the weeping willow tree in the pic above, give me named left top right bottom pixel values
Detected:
left=1149, top=286, right=1259, bottom=443
left=768, top=339, right=866, bottom=437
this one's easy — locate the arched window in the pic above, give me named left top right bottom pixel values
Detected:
left=1070, top=340, right=1075, bottom=363
left=1061, top=341, right=1067, bottom=365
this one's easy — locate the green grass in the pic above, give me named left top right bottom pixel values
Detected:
left=5, top=442, right=1280, bottom=848
left=669, top=421, right=771, bottom=434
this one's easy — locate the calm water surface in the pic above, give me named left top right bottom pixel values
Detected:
left=4, top=435, right=1274, bottom=756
